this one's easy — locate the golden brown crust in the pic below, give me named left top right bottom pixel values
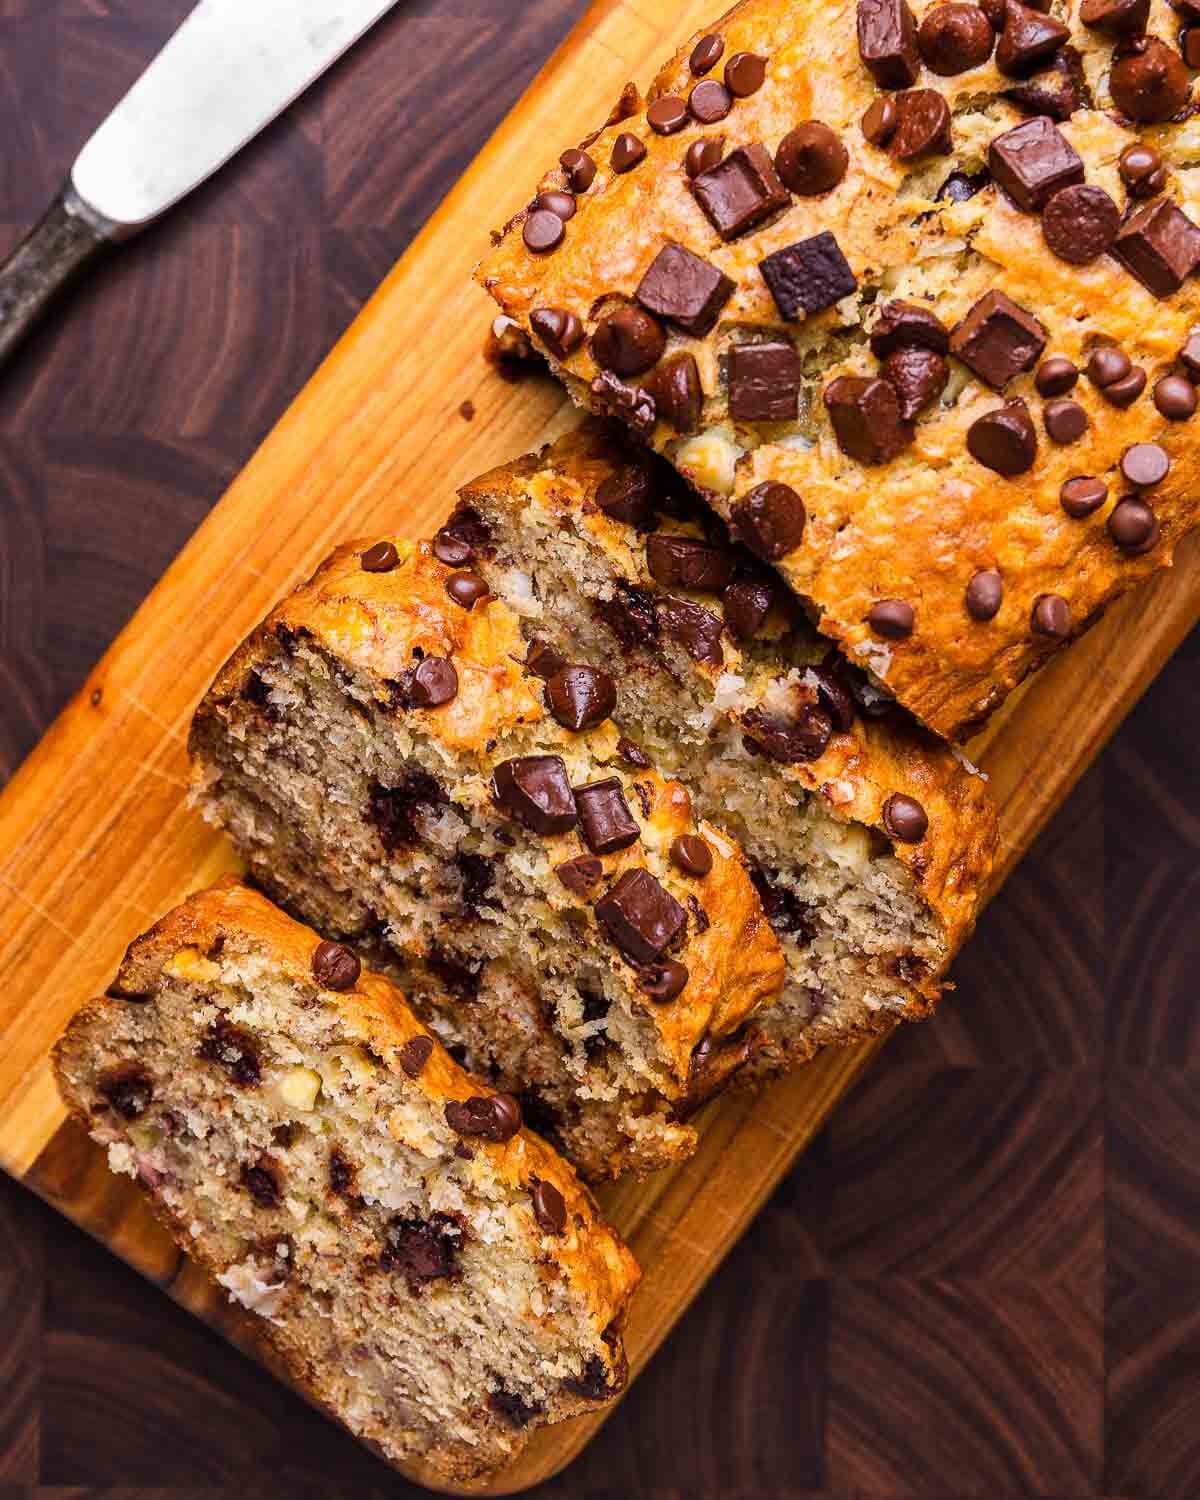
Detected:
left=477, top=0, right=1200, bottom=740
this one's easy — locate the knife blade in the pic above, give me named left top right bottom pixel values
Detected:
left=0, top=0, right=400, bottom=367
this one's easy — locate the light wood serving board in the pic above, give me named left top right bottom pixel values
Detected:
left=1, top=0, right=1197, bottom=1490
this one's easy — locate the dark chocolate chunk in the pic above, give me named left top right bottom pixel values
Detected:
left=724, top=50, right=767, bottom=96
left=398, top=1035, right=434, bottom=1078
left=381, top=1212, right=462, bottom=1284
left=361, top=540, right=398, bottom=573
left=597, top=579, right=661, bottom=649
left=732, top=481, right=807, bottom=559
left=862, top=95, right=899, bottom=145
left=591, top=305, right=667, bottom=377
left=690, top=144, right=791, bottom=241
left=1121, top=442, right=1170, bottom=487
left=1108, top=496, right=1160, bottom=552
left=996, top=0, right=1070, bottom=76
left=1079, top=0, right=1148, bottom=32
left=367, top=773, right=447, bottom=851
left=1182, top=332, right=1200, bottom=378
left=810, top=654, right=858, bottom=731
left=445, top=571, right=489, bottom=610
left=689, top=78, right=733, bottom=123
left=775, top=123, right=849, bottom=195
left=1154, top=374, right=1197, bottom=419
left=560, top=147, right=596, bottom=192
left=1109, top=36, right=1190, bottom=123
left=1001, top=46, right=1085, bottom=119
left=1043, top=397, right=1088, bottom=444
left=870, top=300, right=950, bottom=356
left=965, top=569, right=1004, bottom=620
left=1113, top=198, right=1200, bottom=298
left=686, top=136, right=726, bottom=177
left=647, top=533, right=736, bottom=593
left=966, top=398, right=1038, bottom=475
left=1035, top=356, right=1078, bottom=396
left=530, top=1177, right=567, bottom=1235
left=611, top=132, right=646, bottom=172
left=523, top=209, right=564, bottom=254
left=647, top=95, right=688, bottom=134
left=636, top=242, right=734, bottom=335
left=690, top=33, right=724, bottom=73
left=1060, top=475, right=1108, bottom=517
left=595, top=460, right=656, bottom=529
left=312, top=940, right=360, bottom=991
left=530, top=306, right=584, bottom=360
left=492, top=755, right=577, bottom=834
left=882, top=792, right=929, bottom=842
left=405, top=657, right=458, bottom=709
left=889, top=89, right=953, bottom=158
left=546, top=664, right=617, bottom=731
left=950, top=290, right=1046, bottom=390
left=857, top=0, right=920, bottom=87
left=555, top=854, right=604, bottom=896
left=574, top=778, right=641, bottom=855
left=881, top=345, right=949, bottom=420
left=741, top=703, right=834, bottom=762
left=637, top=960, right=689, bottom=1002
left=99, top=1066, right=154, bottom=1120
left=444, top=1092, right=523, bottom=1143
left=760, top=231, right=857, bottom=320
left=670, top=834, right=713, bottom=877
left=592, top=372, right=658, bottom=437
left=728, top=339, right=803, bottom=422
left=722, top=577, right=775, bottom=639
left=868, top=598, right=916, bottom=638
left=918, top=3, right=995, bottom=72
left=987, top=116, right=1083, bottom=212
left=595, top=868, right=687, bottom=964
left=657, top=594, right=725, bottom=663
left=1031, top=592, right=1072, bottom=637
left=824, top=375, right=914, bottom=462
left=1119, top=143, right=1168, bottom=200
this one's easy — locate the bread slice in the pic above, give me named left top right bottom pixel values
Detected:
left=451, top=423, right=998, bottom=1081
left=53, top=879, right=640, bottom=1482
left=188, top=539, right=784, bottom=1180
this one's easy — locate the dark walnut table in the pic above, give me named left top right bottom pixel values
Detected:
left=1, top=3, right=1197, bottom=1495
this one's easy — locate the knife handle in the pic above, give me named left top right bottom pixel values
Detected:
left=0, top=183, right=114, bottom=369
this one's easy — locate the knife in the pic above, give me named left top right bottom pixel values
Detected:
left=0, top=0, right=400, bottom=368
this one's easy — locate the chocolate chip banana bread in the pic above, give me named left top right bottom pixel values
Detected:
left=477, top=0, right=1200, bottom=739
left=450, top=423, right=997, bottom=1079
left=52, top=880, right=639, bottom=1482
left=189, top=539, right=784, bottom=1180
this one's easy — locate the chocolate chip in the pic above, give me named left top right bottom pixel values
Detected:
left=596, top=460, right=655, bottom=530
left=556, top=855, right=604, bottom=898
left=1121, top=442, right=1170, bottom=487
left=742, top=703, right=834, bottom=762
left=1108, top=496, right=1160, bottom=552
left=950, top=290, right=1046, bottom=390
left=981, top=0, right=1006, bottom=25
left=647, top=534, right=736, bottom=593
left=965, top=569, right=1004, bottom=620
left=1119, top=143, right=1167, bottom=200
left=882, top=792, right=928, bottom=842
left=560, top=147, right=596, bottom=193
left=524, top=640, right=566, bottom=681
left=862, top=95, right=899, bottom=145
left=670, top=834, right=713, bottom=877
left=881, top=346, right=949, bottom=420
left=361, top=541, right=398, bottom=573
left=996, top=0, right=1070, bottom=76
left=596, top=868, right=687, bottom=964
left=575, top=778, right=641, bottom=855
left=689, top=78, right=733, bottom=123
left=1060, top=475, right=1108, bottom=517
left=530, top=1177, right=567, bottom=1235
left=1113, top=197, right=1200, bottom=298
left=727, top=339, right=803, bottom=423
left=523, top=209, right=565, bottom=254
left=1001, top=46, right=1086, bottom=119
left=545, top=664, right=617, bottom=731
left=493, top=755, right=577, bottom=834
left=760, top=232, right=857, bottom=321
left=198, top=1018, right=261, bottom=1087
left=1086, top=346, right=1130, bottom=388
left=408, top=657, right=459, bottom=708
left=637, top=960, right=689, bottom=1002
left=1110, top=36, right=1190, bottom=123
left=647, top=95, right=688, bottom=134
left=1101, top=367, right=1147, bottom=408
left=691, top=33, right=725, bottom=74
left=824, top=375, right=914, bottom=462
left=870, top=300, right=950, bottom=356
left=399, top=1035, right=434, bottom=1077
left=868, top=598, right=915, bottom=639
left=686, top=136, right=725, bottom=177
left=1184, top=26, right=1200, bottom=68
left=732, top=481, right=806, bottom=559
left=889, top=89, right=953, bottom=158
left=530, top=306, right=584, bottom=359
left=445, top=571, right=489, bottom=610
left=312, top=940, right=360, bottom=991
left=381, top=1211, right=463, bottom=1283
left=1155, top=373, right=1197, bottom=419
left=592, top=306, right=666, bottom=377
left=918, top=3, right=995, bottom=73
left=1042, top=397, right=1087, bottom=445
left=690, top=143, right=790, bottom=241
left=775, top=123, right=849, bottom=194
left=988, top=116, right=1083, bottom=213
left=1035, top=355, right=1078, bottom=396
left=726, top=51, right=767, bottom=95
left=611, top=132, right=646, bottom=173
left=635, top=242, right=734, bottom=336
left=1031, top=591, right=1072, bottom=637
left=657, top=594, right=725, bottom=663
left=432, top=531, right=474, bottom=567
left=857, top=0, right=920, bottom=86
left=536, top=190, right=576, bottom=222
left=722, top=577, right=775, bottom=639
left=936, top=167, right=992, bottom=199
left=642, top=353, right=703, bottom=432
left=445, top=1092, right=523, bottom=1143
left=967, top=398, right=1038, bottom=475
left=1081, top=0, right=1148, bottom=30
left=99, top=1066, right=154, bottom=1120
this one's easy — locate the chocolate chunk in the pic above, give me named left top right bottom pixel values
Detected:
left=1184, top=26, right=1200, bottom=66
left=966, top=398, right=1038, bottom=474
left=382, top=1212, right=462, bottom=1284
left=811, top=654, right=858, bottom=731
left=361, top=540, right=398, bottom=573
left=546, top=664, right=617, bottom=730
left=1035, top=355, right=1078, bottom=396
left=616, top=737, right=651, bottom=768
left=1121, top=442, right=1170, bottom=487
left=760, top=232, right=857, bottom=321
left=198, top=1019, right=261, bottom=1088
left=555, top=854, right=604, bottom=896
left=596, top=460, right=655, bottom=528
left=611, top=132, right=646, bottom=172
left=727, top=339, right=803, bottom=423
left=1079, top=0, right=1148, bottom=32
left=868, top=598, right=916, bottom=638
left=1109, top=36, right=1190, bottom=123
left=965, top=569, right=1004, bottom=620
left=1001, top=46, right=1085, bottom=119
left=445, top=572, right=489, bottom=611
left=398, top=1035, right=434, bottom=1078
left=742, top=703, right=834, bottom=762
left=647, top=534, right=736, bottom=593
left=99, top=1066, right=154, bottom=1120
left=689, top=78, right=733, bottom=123
left=1183, top=333, right=1200, bottom=379
left=870, top=299, right=950, bottom=356
left=1108, top=496, right=1160, bottom=552
left=988, top=116, right=1083, bottom=212
left=657, top=594, right=725, bottom=663
left=725, top=51, right=767, bottom=95
left=1119, top=143, right=1168, bottom=200
left=775, top=123, right=849, bottom=195
left=536, top=190, right=576, bottom=222
left=241, top=1160, right=280, bottom=1208
left=530, top=307, right=584, bottom=360
left=1154, top=374, right=1197, bottom=419
left=597, top=580, right=661, bottom=649
left=492, top=755, right=577, bottom=834
left=647, top=95, right=689, bottom=134
left=445, top=1092, right=523, bottom=1143
left=593, top=377, right=658, bottom=440
left=1031, top=592, right=1072, bottom=637
left=530, top=1177, right=567, bottom=1235
left=732, top=481, right=806, bottom=559
left=1043, top=397, right=1088, bottom=444
left=691, top=33, right=724, bottom=73
left=670, top=834, right=713, bottom=878
left=312, top=940, right=360, bottom=991
left=1060, top=475, right=1108, bottom=517
left=996, top=0, right=1070, bottom=76
left=950, top=290, right=1046, bottom=390
left=432, top=531, right=473, bottom=567
left=686, top=136, right=725, bottom=177
left=560, top=147, right=596, bottom=192
left=881, top=346, right=949, bottom=420
left=690, top=143, right=790, bottom=241
left=722, top=577, right=775, bottom=639
left=592, top=306, right=667, bottom=377
left=642, top=353, right=703, bottom=433
left=635, top=242, right=734, bottom=335
left=936, top=167, right=992, bottom=200
left=525, top=639, right=566, bottom=680
left=857, top=0, right=920, bottom=86
left=595, top=868, right=687, bottom=964
left=523, top=209, right=564, bottom=254
left=882, top=792, right=928, bottom=842
left=637, top=960, right=689, bottom=1002
left=889, top=89, right=953, bottom=158
left=862, top=95, right=899, bottom=145
left=918, top=3, right=995, bottom=73
left=574, top=778, right=641, bottom=855
left=824, top=375, right=914, bottom=462
left=1113, top=198, right=1200, bottom=298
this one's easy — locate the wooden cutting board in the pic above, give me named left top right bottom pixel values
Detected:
left=1, top=0, right=1197, bottom=1490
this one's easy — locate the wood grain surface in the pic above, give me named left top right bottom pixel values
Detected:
left=0, top=1, right=1197, bottom=1496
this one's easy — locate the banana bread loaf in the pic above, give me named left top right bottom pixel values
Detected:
left=477, top=0, right=1200, bottom=739
left=52, top=879, right=640, bottom=1482
left=450, top=423, right=998, bottom=1079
